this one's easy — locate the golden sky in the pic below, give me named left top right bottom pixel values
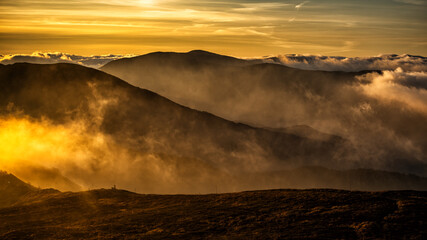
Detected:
left=0, top=0, right=426, bottom=57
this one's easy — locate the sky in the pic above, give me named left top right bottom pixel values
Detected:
left=0, top=0, right=426, bottom=57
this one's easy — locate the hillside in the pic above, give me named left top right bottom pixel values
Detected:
left=0, top=185, right=425, bottom=239
left=100, top=50, right=365, bottom=127
left=0, top=171, right=35, bottom=208
left=101, top=50, right=427, bottom=176
left=0, top=63, right=356, bottom=193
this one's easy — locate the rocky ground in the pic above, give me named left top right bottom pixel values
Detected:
left=0, top=188, right=425, bottom=239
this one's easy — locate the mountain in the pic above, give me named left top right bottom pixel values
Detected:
left=0, top=185, right=425, bottom=239
left=267, top=125, right=344, bottom=142
left=1, top=63, right=426, bottom=192
left=0, top=63, right=354, bottom=193
left=100, top=50, right=363, bottom=126
left=0, top=171, right=35, bottom=208
left=101, top=50, right=427, bottom=176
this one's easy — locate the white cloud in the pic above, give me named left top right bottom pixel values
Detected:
left=263, top=54, right=427, bottom=72
left=295, top=1, right=309, bottom=10
left=0, top=52, right=136, bottom=68
left=358, top=68, right=427, bottom=113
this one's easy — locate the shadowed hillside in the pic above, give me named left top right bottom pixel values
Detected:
left=100, top=50, right=367, bottom=126
left=0, top=180, right=425, bottom=239
left=0, top=171, right=35, bottom=208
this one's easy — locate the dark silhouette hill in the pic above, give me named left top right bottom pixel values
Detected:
left=0, top=179, right=425, bottom=239
left=0, top=171, right=35, bottom=208
left=0, top=172, right=61, bottom=209
left=101, top=50, right=427, bottom=176
left=117, top=50, right=253, bottom=69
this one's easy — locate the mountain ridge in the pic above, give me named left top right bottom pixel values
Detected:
left=100, top=50, right=427, bottom=176
left=0, top=63, right=355, bottom=193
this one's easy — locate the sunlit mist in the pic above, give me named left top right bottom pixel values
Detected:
left=0, top=117, right=108, bottom=190
left=0, top=117, right=81, bottom=165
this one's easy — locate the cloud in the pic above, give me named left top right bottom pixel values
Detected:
left=394, top=0, right=426, bottom=5
left=295, top=1, right=309, bottom=10
left=357, top=68, right=427, bottom=112
left=0, top=52, right=136, bottom=68
left=263, top=54, right=427, bottom=72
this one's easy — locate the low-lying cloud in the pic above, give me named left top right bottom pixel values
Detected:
left=358, top=68, right=427, bottom=112
left=3, top=52, right=426, bottom=73
left=264, top=54, right=427, bottom=72
left=0, top=52, right=135, bottom=68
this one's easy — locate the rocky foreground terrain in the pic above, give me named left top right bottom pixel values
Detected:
left=1, top=173, right=425, bottom=239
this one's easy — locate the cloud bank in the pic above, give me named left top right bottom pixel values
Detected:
left=3, top=52, right=426, bottom=73
left=264, top=54, right=427, bottom=72
left=358, top=68, right=427, bottom=112
left=0, top=52, right=135, bottom=68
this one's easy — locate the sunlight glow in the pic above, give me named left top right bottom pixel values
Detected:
left=139, top=0, right=155, bottom=5
left=0, top=0, right=426, bottom=60
left=0, top=117, right=105, bottom=171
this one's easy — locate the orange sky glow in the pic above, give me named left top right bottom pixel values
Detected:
left=0, top=0, right=426, bottom=57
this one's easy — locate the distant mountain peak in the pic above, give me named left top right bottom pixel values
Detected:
left=187, top=49, right=221, bottom=56
left=101, top=49, right=247, bottom=70
left=188, top=49, right=212, bottom=54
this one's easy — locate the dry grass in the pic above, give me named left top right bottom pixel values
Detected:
left=0, top=188, right=425, bottom=239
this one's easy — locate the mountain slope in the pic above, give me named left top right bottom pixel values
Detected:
left=101, top=50, right=427, bottom=176
left=0, top=171, right=35, bottom=208
left=1, top=187, right=426, bottom=239
left=0, top=63, right=353, bottom=193
left=100, top=50, right=363, bottom=126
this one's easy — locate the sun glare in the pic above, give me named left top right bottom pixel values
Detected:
left=0, top=118, right=72, bottom=168
left=138, top=0, right=155, bottom=6
left=0, top=117, right=104, bottom=174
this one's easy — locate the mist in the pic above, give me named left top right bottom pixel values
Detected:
left=101, top=51, right=427, bottom=177
left=0, top=63, right=352, bottom=193
left=0, top=115, right=250, bottom=194
left=1, top=55, right=426, bottom=194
